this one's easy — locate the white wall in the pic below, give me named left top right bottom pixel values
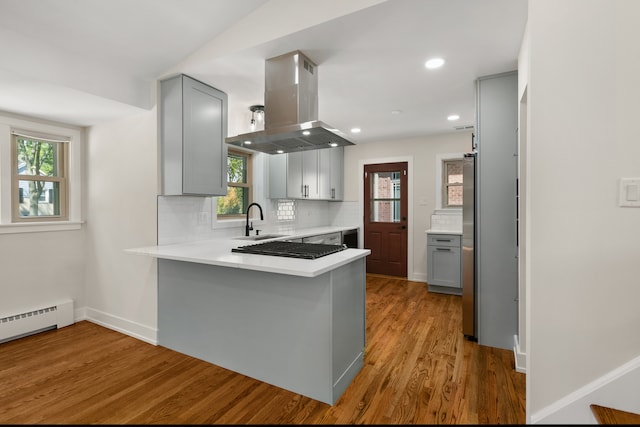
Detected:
left=527, top=0, right=640, bottom=422
left=0, top=113, right=86, bottom=321
left=0, top=230, right=86, bottom=317
left=343, top=131, right=472, bottom=281
left=84, top=110, right=158, bottom=343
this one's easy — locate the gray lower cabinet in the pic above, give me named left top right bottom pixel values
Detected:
left=158, top=257, right=366, bottom=405
left=159, top=74, right=228, bottom=196
left=427, top=233, right=461, bottom=293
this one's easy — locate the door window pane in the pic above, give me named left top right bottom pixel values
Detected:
left=370, top=171, right=401, bottom=222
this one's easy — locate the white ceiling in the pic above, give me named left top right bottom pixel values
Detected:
left=0, top=0, right=527, bottom=144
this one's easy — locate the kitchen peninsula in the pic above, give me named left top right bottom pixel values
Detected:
left=127, top=234, right=370, bottom=405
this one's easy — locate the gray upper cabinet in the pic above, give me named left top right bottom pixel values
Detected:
left=159, top=74, right=228, bottom=196
left=288, top=151, right=319, bottom=199
left=269, top=147, right=344, bottom=201
left=319, top=147, right=344, bottom=200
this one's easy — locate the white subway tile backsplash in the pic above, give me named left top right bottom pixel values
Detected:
left=158, top=196, right=218, bottom=245
left=329, top=201, right=359, bottom=226
left=159, top=196, right=361, bottom=245
left=430, top=210, right=462, bottom=232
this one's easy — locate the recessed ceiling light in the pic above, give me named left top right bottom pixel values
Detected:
left=351, top=127, right=361, bottom=134
left=276, top=149, right=284, bottom=154
left=329, top=142, right=339, bottom=147
left=302, top=130, right=311, bottom=136
left=425, top=58, right=445, bottom=69
left=391, top=110, right=403, bottom=115
left=244, top=140, right=252, bottom=144
left=447, top=114, right=460, bottom=121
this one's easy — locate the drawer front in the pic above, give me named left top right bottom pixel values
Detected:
left=427, top=234, right=461, bottom=247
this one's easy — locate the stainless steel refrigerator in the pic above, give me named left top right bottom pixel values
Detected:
left=462, top=152, right=477, bottom=340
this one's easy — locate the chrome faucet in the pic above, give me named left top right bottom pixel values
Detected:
left=245, top=202, right=264, bottom=236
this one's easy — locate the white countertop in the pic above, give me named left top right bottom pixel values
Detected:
left=126, top=226, right=369, bottom=278
left=426, top=229, right=462, bottom=235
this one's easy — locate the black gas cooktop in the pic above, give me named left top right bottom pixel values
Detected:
left=232, top=241, right=346, bottom=260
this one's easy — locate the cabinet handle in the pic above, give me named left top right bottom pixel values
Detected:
left=436, top=239, right=452, bottom=242
left=436, top=248, right=451, bottom=251
left=331, top=188, right=335, bottom=199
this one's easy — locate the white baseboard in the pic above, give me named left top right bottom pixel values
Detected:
left=411, top=272, right=427, bottom=283
left=513, top=334, right=526, bottom=373
left=531, top=354, right=640, bottom=424
left=79, top=306, right=158, bottom=345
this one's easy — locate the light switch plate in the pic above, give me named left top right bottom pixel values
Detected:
left=619, top=178, right=640, bottom=207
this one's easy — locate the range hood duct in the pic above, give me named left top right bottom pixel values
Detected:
left=225, top=50, right=355, bottom=154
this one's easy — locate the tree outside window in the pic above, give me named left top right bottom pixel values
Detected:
left=13, top=134, right=68, bottom=221
left=216, top=149, right=252, bottom=217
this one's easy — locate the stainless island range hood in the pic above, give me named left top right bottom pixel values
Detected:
left=225, top=50, right=356, bottom=154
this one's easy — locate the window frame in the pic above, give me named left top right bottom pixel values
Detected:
left=216, top=148, right=253, bottom=220
left=442, top=159, right=464, bottom=208
left=11, top=133, right=69, bottom=222
left=0, top=113, right=83, bottom=234
left=434, top=153, right=464, bottom=211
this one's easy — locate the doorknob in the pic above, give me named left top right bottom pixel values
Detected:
left=401, top=225, right=406, bottom=229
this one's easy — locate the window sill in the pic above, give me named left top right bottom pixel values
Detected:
left=0, top=221, right=84, bottom=234
left=212, top=217, right=246, bottom=229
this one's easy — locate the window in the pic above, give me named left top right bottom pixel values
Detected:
left=443, top=159, right=463, bottom=208
left=0, top=115, right=82, bottom=233
left=216, top=149, right=252, bottom=218
left=12, top=132, right=68, bottom=222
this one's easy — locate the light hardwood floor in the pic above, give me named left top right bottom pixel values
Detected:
left=0, top=275, right=525, bottom=424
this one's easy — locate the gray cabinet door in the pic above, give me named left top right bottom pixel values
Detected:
left=268, top=153, right=287, bottom=199
left=286, top=151, right=304, bottom=198
left=286, top=151, right=318, bottom=199
left=318, top=149, right=332, bottom=199
left=159, top=74, right=227, bottom=196
left=330, top=147, right=344, bottom=201
left=302, top=150, right=319, bottom=199
left=319, top=147, right=344, bottom=200
left=182, top=76, right=227, bottom=196
left=427, top=234, right=461, bottom=288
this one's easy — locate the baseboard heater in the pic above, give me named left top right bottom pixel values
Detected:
left=0, top=299, right=74, bottom=344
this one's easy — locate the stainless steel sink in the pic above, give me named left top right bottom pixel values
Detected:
left=233, top=234, right=288, bottom=241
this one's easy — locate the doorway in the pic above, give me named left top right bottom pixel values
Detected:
left=363, top=162, right=408, bottom=277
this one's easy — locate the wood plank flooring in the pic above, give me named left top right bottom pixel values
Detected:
left=0, top=275, right=525, bottom=424
left=591, top=404, right=640, bottom=425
